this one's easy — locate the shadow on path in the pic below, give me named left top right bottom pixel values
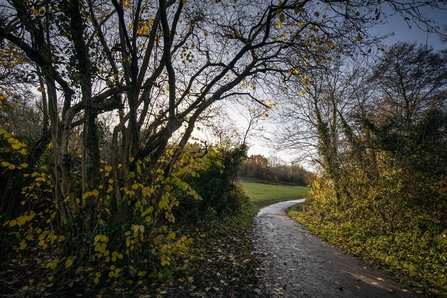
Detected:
left=252, top=199, right=420, bottom=298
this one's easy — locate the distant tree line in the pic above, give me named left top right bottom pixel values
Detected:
left=238, top=154, right=315, bottom=186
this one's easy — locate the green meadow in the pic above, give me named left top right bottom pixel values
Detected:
left=240, top=180, right=309, bottom=209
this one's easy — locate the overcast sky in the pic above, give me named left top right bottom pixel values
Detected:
left=370, top=3, right=447, bottom=50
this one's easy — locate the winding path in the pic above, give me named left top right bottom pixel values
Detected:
left=252, top=199, right=420, bottom=298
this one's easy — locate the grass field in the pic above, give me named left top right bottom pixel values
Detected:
left=239, top=181, right=309, bottom=208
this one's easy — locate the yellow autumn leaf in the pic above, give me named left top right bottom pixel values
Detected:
left=167, top=231, right=176, bottom=240
left=277, top=22, right=283, bottom=29
left=46, top=259, right=58, bottom=269
left=279, top=13, right=285, bottom=23
left=98, top=244, right=106, bottom=253
left=12, top=143, right=21, bottom=150
left=65, top=257, right=76, bottom=268
left=137, top=270, right=146, bottom=277
left=137, top=24, right=150, bottom=35
left=17, top=216, right=27, bottom=226
left=295, top=7, right=305, bottom=14
left=37, top=86, right=45, bottom=92
left=356, top=34, right=363, bottom=42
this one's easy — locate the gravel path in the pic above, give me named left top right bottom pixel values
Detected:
left=252, top=199, right=420, bottom=298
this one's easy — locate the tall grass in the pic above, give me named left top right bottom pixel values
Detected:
left=240, top=181, right=309, bottom=208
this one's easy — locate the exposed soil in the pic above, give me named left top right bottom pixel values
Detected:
left=252, top=199, right=421, bottom=298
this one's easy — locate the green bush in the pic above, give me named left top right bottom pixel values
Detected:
left=175, top=145, right=249, bottom=222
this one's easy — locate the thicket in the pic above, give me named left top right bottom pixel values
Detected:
left=174, top=144, right=250, bottom=221
left=0, top=90, right=249, bottom=291
left=290, top=43, right=447, bottom=295
left=0, top=106, right=249, bottom=291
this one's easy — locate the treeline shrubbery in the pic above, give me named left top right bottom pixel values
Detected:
left=239, top=154, right=314, bottom=185
left=288, top=43, right=447, bottom=295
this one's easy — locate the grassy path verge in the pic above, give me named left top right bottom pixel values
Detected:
left=288, top=200, right=447, bottom=296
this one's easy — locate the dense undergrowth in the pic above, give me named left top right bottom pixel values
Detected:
left=289, top=176, right=447, bottom=297
left=0, top=137, right=274, bottom=298
left=1, top=194, right=264, bottom=297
